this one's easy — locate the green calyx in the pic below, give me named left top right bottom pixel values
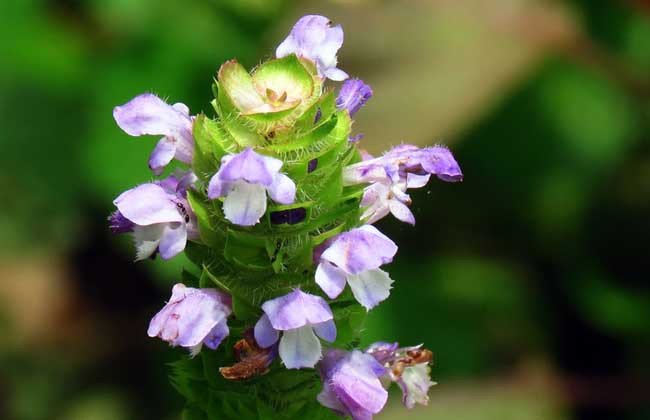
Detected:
left=215, top=54, right=322, bottom=132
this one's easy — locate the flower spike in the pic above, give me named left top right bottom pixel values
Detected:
left=106, top=13, right=463, bottom=419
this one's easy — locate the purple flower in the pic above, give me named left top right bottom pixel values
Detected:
left=113, top=93, right=194, bottom=175
left=276, top=15, right=348, bottom=81
left=207, top=148, right=296, bottom=226
left=254, top=289, right=336, bottom=369
left=343, top=145, right=462, bottom=225
left=112, top=171, right=198, bottom=260
left=315, top=225, right=397, bottom=310
left=317, top=348, right=388, bottom=420
left=336, top=79, right=372, bottom=117
left=108, top=211, right=135, bottom=234
left=147, top=283, right=232, bottom=356
left=366, top=342, right=436, bottom=409
left=359, top=173, right=430, bottom=225
left=344, top=144, right=463, bottom=186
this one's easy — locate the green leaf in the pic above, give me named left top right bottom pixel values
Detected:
left=192, top=114, right=220, bottom=180
left=182, top=407, right=207, bottom=420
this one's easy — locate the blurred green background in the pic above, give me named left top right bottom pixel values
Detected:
left=1, top=0, right=649, bottom=419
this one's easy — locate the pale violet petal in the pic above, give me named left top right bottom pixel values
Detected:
left=362, top=204, right=390, bottom=225
left=321, top=225, right=397, bottom=275
left=202, top=321, right=229, bottom=350
left=317, top=383, right=347, bottom=416
left=172, top=102, right=190, bottom=115
left=406, top=173, right=431, bottom=189
left=323, top=67, right=348, bottom=81
left=331, top=351, right=389, bottom=416
left=388, top=200, right=416, bottom=225
left=174, top=292, right=230, bottom=348
left=347, top=269, right=394, bottom=310
left=266, top=173, right=296, bottom=205
left=133, top=224, right=165, bottom=261
left=158, top=223, right=187, bottom=260
left=279, top=325, right=322, bottom=369
left=315, top=260, right=347, bottom=299
left=223, top=181, right=267, bottom=226
left=217, top=148, right=281, bottom=186
left=114, top=183, right=183, bottom=225
left=113, top=93, right=191, bottom=138
left=207, top=173, right=231, bottom=199
left=254, top=313, right=280, bottom=348
left=148, top=137, right=176, bottom=176
left=261, top=289, right=333, bottom=331
left=312, top=319, right=337, bottom=343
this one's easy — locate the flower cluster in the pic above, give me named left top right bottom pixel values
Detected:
left=109, top=14, right=462, bottom=419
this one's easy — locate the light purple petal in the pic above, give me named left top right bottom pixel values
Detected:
left=319, top=348, right=348, bottom=377
left=389, top=200, right=415, bottom=225
left=365, top=342, right=399, bottom=365
left=158, top=223, right=187, bottom=260
left=148, top=138, right=176, bottom=176
left=315, top=260, right=348, bottom=299
left=362, top=203, right=390, bottom=225
left=276, top=15, right=347, bottom=81
left=278, top=325, right=322, bottom=369
left=320, top=225, right=397, bottom=275
left=114, top=183, right=183, bottom=226
left=347, top=269, right=393, bottom=311
left=176, top=170, right=199, bottom=194
left=113, top=93, right=191, bottom=137
left=266, top=173, right=296, bottom=205
left=406, top=173, right=431, bottom=189
left=419, top=146, right=463, bottom=182
left=147, top=284, right=231, bottom=351
left=313, top=319, right=337, bottom=343
left=343, top=162, right=390, bottom=186
left=254, top=314, right=280, bottom=348
left=113, top=93, right=194, bottom=169
left=173, top=290, right=231, bottom=348
left=330, top=351, right=388, bottom=418
left=108, top=211, right=134, bottom=234
left=343, top=144, right=463, bottom=186
left=317, top=382, right=348, bottom=416
left=133, top=224, right=164, bottom=261
left=202, top=320, right=229, bottom=350
left=337, top=79, right=373, bottom=116
left=323, top=67, right=349, bottom=82
left=222, top=181, right=267, bottom=226
left=216, top=148, right=281, bottom=186
left=207, top=174, right=231, bottom=199
left=261, top=289, right=333, bottom=331
left=172, top=102, right=190, bottom=115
